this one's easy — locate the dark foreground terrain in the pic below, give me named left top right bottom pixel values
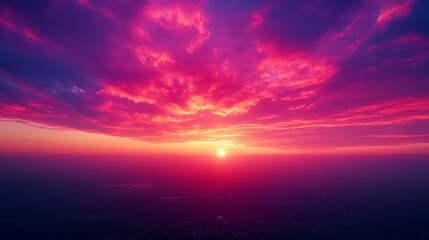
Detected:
left=0, top=154, right=428, bottom=239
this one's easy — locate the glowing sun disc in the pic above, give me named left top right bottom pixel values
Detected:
left=217, top=149, right=226, bottom=157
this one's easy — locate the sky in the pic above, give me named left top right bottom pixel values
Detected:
left=0, top=0, right=429, bottom=154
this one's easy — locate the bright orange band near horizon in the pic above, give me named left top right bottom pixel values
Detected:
left=1, top=121, right=428, bottom=155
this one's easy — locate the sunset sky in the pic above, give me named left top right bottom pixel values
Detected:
left=1, top=0, right=428, bottom=154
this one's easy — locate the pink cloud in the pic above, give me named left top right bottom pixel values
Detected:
left=0, top=15, right=43, bottom=43
left=142, top=0, right=210, bottom=53
left=376, top=0, right=415, bottom=27
left=0, top=0, right=428, bottom=151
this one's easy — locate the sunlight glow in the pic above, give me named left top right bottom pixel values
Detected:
left=217, top=149, right=226, bottom=157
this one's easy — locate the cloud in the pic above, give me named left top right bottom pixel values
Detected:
left=0, top=0, right=428, bottom=151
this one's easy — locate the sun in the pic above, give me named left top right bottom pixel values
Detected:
left=217, top=149, right=226, bottom=157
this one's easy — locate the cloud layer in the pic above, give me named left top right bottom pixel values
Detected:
left=1, top=0, right=429, bottom=150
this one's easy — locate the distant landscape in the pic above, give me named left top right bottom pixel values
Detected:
left=1, top=154, right=428, bottom=239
